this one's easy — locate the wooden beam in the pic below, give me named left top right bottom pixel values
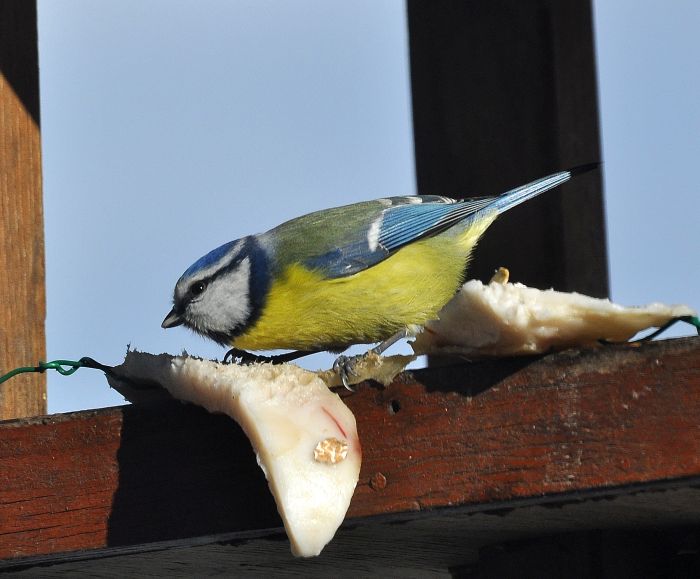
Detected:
left=0, top=0, right=46, bottom=419
left=2, top=337, right=700, bottom=571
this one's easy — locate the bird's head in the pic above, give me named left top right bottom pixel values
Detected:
left=162, top=236, right=268, bottom=345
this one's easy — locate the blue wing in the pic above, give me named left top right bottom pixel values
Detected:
left=377, top=197, right=494, bottom=252
left=300, top=195, right=467, bottom=276
left=300, top=170, right=573, bottom=278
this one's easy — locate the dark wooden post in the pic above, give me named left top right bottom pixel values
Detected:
left=0, top=0, right=46, bottom=419
left=408, top=0, right=607, bottom=296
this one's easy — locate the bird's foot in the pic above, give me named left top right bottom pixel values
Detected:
left=332, top=329, right=415, bottom=390
left=223, top=348, right=268, bottom=365
left=332, top=354, right=363, bottom=391
left=223, top=348, right=315, bottom=365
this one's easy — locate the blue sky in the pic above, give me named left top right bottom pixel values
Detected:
left=37, top=1, right=699, bottom=413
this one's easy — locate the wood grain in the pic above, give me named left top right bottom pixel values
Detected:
left=0, top=0, right=46, bottom=419
left=1, top=337, right=700, bottom=568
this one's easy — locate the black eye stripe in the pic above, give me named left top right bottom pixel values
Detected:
left=191, top=281, right=206, bottom=295
left=219, top=251, right=247, bottom=276
left=188, top=252, right=247, bottom=299
left=187, top=279, right=209, bottom=299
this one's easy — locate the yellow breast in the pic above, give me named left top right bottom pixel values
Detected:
left=232, top=216, right=495, bottom=351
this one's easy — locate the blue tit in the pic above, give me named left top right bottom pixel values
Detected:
left=162, top=166, right=590, bottom=365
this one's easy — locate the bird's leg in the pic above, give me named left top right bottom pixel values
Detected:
left=223, top=348, right=316, bottom=365
left=333, top=328, right=412, bottom=390
left=371, top=328, right=411, bottom=356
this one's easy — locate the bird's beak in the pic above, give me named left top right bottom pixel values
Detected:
left=161, top=308, right=183, bottom=329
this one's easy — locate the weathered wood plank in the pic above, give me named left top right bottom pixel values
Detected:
left=0, top=0, right=46, bottom=419
left=1, top=337, right=700, bottom=568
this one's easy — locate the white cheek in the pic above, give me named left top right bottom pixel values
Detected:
left=193, top=259, right=252, bottom=332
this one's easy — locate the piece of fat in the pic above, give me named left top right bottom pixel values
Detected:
left=412, top=273, right=696, bottom=358
left=109, top=350, right=361, bottom=557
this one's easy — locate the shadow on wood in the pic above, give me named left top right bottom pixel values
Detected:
left=107, top=402, right=282, bottom=547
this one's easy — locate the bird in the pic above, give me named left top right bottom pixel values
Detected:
left=162, top=165, right=594, bottom=386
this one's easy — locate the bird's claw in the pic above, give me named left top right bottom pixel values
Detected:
left=333, top=354, right=363, bottom=391
left=223, top=348, right=316, bottom=365
left=223, top=348, right=262, bottom=365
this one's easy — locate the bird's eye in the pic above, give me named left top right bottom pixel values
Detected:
left=191, top=281, right=207, bottom=297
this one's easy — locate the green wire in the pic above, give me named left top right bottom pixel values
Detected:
left=0, top=359, right=85, bottom=385
left=628, top=315, right=700, bottom=342
left=689, top=316, right=700, bottom=333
